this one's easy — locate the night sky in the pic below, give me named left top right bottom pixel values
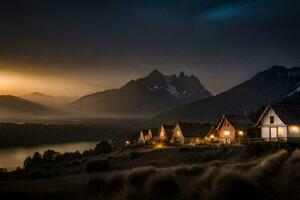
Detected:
left=0, top=0, right=300, bottom=96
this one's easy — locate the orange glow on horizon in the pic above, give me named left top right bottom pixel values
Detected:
left=0, top=70, right=99, bottom=97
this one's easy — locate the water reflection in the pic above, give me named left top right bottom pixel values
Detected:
left=0, top=141, right=98, bottom=171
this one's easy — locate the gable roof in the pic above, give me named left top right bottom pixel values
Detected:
left=157, top=124, right=174, bottom=139
left=177, top=122, right=213, bottom=138
left=217, top=114, right=254, bottom=130
left=255, top=105, right=300, bottom=126
left=163, top=124, right=175, bottom=138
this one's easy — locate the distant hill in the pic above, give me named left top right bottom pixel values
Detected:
left=0, top=95, right=54, bottom=118
left=21, top=92, right=75, bottom=107
left=69, top=69, right=212, bottom=117
left=155, top=66, right=300, bottom=122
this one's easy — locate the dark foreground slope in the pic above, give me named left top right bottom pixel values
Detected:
left=156, top=66, right=300, bottom=122
left=1, top=145, right=300, bottom=200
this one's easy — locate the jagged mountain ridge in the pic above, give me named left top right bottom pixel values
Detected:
left=70, top=69, right=212, bottom=117
left=155, top=66, right=300, bottom=122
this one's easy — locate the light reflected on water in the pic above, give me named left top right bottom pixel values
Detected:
left=0, top=141, right=98, bottom=171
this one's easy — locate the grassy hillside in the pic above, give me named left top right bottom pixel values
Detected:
left=1, top=144, right=300, bottom=200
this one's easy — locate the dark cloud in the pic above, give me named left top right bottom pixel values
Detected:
left=0, top=0, right=299, bottom=94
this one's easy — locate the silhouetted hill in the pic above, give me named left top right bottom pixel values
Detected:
left=70, top=70, right=212, bottom=117
left=0, top=95, right=54, bottom=118
left=21, top=92, right=75, bottom=107
left=155, top=66, right=300, bottom=122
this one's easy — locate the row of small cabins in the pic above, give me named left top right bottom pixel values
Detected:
left=137, top=105, right=300, bottom=145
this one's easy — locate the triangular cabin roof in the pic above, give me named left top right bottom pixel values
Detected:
left=159, top=124, right=174, bottom=139
left=205, top=126, right=217, bottom=137
left=138, top=131, right=145, bottom=140
left=177, top=122, right=213, bottom=138
left=255, top=105, right=300, bottom=126
left=217, top=114, right=253, bottom=131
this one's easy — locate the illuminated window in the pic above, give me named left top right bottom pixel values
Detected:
left=224, top=131, right=230, bottom=136
left=290, top=126, right=300, bottom=134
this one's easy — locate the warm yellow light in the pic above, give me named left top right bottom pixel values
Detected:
left=238, top=131, right=244, bottom=136
left=210, top=134, right=215, bottom=139
left=224, top=131, right=230, bottom=136
left=291, top=126, right=299, bottom=133
left=125, top=140, right=130, bottom=145
left=155, top=143, right=164, bottom=149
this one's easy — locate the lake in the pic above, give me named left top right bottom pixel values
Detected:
left=0, top=141, right=98, bottom=171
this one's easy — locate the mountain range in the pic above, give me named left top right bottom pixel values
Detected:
left=1, top=66, right=300, bottom=121
left=69, top=69, right=212, bottom=117
left=21, top=92, right=76, bottom=107
left=155, top=66, right=300, bottom=122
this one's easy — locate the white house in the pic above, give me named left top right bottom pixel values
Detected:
left=170, top=122, right=215, bottom=144
left=144, top=129, right=153, bottom=141
left=170, top=122, right=185, bottom=144
left=138, top=131, right=146, bottom=143
left=255, top=105, right=300, bottom=142
left=138, top=129, right=154, bottom=144
left=156, top=123, right=174, bottom=143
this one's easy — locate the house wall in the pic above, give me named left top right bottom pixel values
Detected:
left=158, top=125, right=166, bottom=140
left=138, top=132, right=145, bottom=143
left=261, top=109, right=285, bottom=126
left=170, top=123, right=184, bottom=144
left=218, top=118, right=236, bottom=144
left=185, top=137, right=201, bottom=144
left=260, top=109, right=287, bottom=139
left=147, top=130, right=153, bottom=141
left=288, top=125, right=300, bottom=138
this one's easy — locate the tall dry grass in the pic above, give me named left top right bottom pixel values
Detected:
left=3, top=148, right=300, bottom=200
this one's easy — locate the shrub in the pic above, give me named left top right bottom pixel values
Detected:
left=104, top=173, right=126, bottom=196
left=28, top=170, right=49, bottom=179
left=188, top=167, right=220, bottom=199
left=127, top=166, right=157, bottom=189
left=178, top=147, right=192, bottom=152
left=71, top=160, right=81, bottom=166
left=146, top=172, right=180, bottom=199
left=88, top=177, right=106, bottom=194
left=174, top=165, right=204, bottom=177
left=42, top=150, right=60, bottom=162
left=130, top=151, right=141, bottom=159
left=276, top=150, right=300, bottom=200
left=206, top=171, right=259, bottom=200
left=286, top=149, right=300, bottom=165
left=248, top=150, right=288, bottom=183
left=118, top=188, right=144, bottom=200
left=86, top=159, right=111, bottom=173
left=95, top=141, right=113, bottom=154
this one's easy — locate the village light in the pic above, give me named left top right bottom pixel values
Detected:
left=238, top=131, right=244, bottom=136
left=125, top=140, right=130, bottom=146
left=210, top=134, right=215, bottom=139
left=224, top=131, right=230, bottom=136
left=291, top=126, right=299, bottom=133
left=156, top=143, right=164, bottom=149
